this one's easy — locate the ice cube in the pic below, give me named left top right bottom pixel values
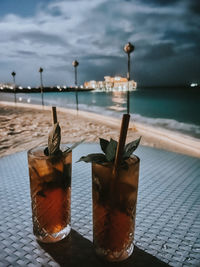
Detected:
left=92, top=163, right=112, bottom=188
left=116, top=182, right=137, bottom=215
left=29, top=165, right=40, bottom=185
left=119, top=160, right=139, bottom=188
left=28, top=165, right=44, bottom=195
left=53, top=160, right=64, bottom=172
left=32, top=158, right=53, bottom=182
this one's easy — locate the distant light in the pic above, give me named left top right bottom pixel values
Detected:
left=27, top=98, right=31, bottom=103
left=63, top=85, right=67, bottom=89
left=19, top=86, right=23, bottom=90
left=27, top=86, right=31, bottom=89
left=190, top=83, right=198, bottom=87
left=19, top=97, right=22, bottom=101
left=57, top=86, right=60, bottom=89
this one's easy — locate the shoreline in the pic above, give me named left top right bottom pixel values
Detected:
left=0, top=101, right=200, bottom=158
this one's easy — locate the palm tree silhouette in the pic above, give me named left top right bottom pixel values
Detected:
left=72, top=60, right=79, bottom=112
left=124, top=42, right=135, bottom=114
left=39, top=67, right=44, bottom=106
left=11, top=71, right=16, bottom=103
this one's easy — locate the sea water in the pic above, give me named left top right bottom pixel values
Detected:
left=0, top=88, right=200, bottom=138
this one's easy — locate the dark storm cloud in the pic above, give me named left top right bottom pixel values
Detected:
left=16, top=31, right=67, bottom=46
left=80, top=54, right=121, bottom=62
left=138, top=0, right=180, bottom=6
left=78, top=0, right=200, bottom=85
left=188, top=0, right=200, bottom=15
left=163, top=30, right=200, bottom=43
left=48, top=64, right=69, bottom=71
left=78, top=55, right=127, bottom=83
left=17, top=50, right=38, bottom=57
left=0, top=0, right=200, bottom=86
left=143, top=43, right=176, bottom=61
left=48, top=6, right=63, bottom=17
left=162, top=30, right=200, bottom=53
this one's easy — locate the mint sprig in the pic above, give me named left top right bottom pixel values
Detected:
left=48, top=122, right=61, bottom=155
left=100, top=138, right=109, bottom=153
left=78, top=153, right=107, bottom=164
left=123, top=136, right=141, bottom=159
left=44, top=122, right=84, bottom=156
left=105, top=138, right=117, bottom=161
left=78, top=137, right=141, bottom=164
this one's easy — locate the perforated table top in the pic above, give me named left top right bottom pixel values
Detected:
left=0, top=144, right=200, bottom=267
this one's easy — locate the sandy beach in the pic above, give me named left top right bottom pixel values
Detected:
left=0, top=101, right=200, bottom=158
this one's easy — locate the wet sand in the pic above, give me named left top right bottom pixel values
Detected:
left=0, top=101, right=199, bottom=158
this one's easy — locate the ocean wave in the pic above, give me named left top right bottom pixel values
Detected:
left=131, top=114, right=200, bottom=138
left=55, top=102, right=200, bottom=138
left=43, top=100, right=200, bottom=138
left=2, top=94, right=199, bottom=139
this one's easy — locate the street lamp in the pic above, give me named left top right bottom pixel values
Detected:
left=72, top=60, right=79, bottom=112
left=11, top=71, right=16, bottom=103
left=39, top=67, right=44, bottom=106
left=123, top=42, right=135, bottom=114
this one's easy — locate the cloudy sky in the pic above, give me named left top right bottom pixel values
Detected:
left=0, top=0, right=199, bottom=87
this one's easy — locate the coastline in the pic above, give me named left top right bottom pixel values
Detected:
left=0, top=101, right=200, bottom=158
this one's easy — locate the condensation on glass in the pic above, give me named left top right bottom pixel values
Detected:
left=28, top=147, right=71, bottom=243
left=92, top=156, right=140, bottom=261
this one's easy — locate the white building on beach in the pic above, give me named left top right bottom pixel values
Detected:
left=84, top=76, right=137, bottom=92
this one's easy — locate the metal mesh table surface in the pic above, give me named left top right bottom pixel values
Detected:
left=0, top=144, right=200, bottom=267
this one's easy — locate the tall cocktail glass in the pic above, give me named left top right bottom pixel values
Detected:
left=28, top=147, right=71, bottom=243
left=92, top=155, right=140, bottom=261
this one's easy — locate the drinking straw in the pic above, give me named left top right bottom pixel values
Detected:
left=113, top=113, right=130, bottom=176
left=52, top=106, right=57, bottom=124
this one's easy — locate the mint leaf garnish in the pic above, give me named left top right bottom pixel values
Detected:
left=123, top=137, right=141, bottom=159
left=44, top=147, right=49, bottom=156
left=78, top=153, right=107, bottom=163
left=48, top=123, right=61, bottom=155
left=105, top=138, right=118, bottom=162
left=44, top=119, right=84, bottom=157
left=100, top=138, right=109, bottom=153
left=78, top=137, right=141, bottom=165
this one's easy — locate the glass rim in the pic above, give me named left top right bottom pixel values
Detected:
left=92, top=155, right=140, bottom=167
left=28, top=145, right=72, bottom=159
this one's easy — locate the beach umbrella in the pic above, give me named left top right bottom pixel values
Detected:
left=72, top=60, right=79, bottom=112
left=124, top=42, right=135, bottom=114
left=11, top=71, right=16, bottom=103
left=39, top=67, right=44, bottom=106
